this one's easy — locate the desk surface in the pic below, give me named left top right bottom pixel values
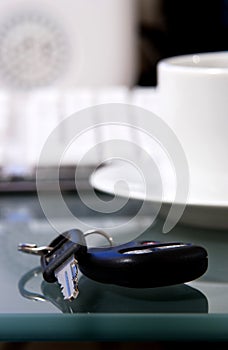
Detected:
left=1, top=192, right=228, bottom=341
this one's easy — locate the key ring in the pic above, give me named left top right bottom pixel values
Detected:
left=83, top=229, right=113, bottom=246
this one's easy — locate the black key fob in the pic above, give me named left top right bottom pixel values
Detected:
left=79, top=240, right=208, bottom=288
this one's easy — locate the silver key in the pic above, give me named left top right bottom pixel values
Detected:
left=54, top=255, right=79, bottom=301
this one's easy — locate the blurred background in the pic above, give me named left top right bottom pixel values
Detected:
left=138, top=0, right=228, bottom=86
left=0, top=0, right=228, bottom=186
left=0, top=1, right=228, bottom=347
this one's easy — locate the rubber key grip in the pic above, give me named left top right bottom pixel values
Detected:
left=78, top=240, right=208, bottom=288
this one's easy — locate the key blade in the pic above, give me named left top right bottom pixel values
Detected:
left=18, top=243, right=53, bottom=256
left=55, top=255, right=79, bottom=301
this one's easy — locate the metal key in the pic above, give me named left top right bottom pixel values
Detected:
left=19, top=229, right=87, bottom=301
left=41, top=229, right=87, bottom=300
left=53, top=254, right=79, bottom=300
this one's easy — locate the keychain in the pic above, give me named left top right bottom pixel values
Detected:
left=18, top=229, right=208, bottom=301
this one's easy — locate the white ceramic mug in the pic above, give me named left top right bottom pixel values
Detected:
left=156, top=51, right=228, bottom=195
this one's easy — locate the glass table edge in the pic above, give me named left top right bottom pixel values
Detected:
left=0, top=313, right=228, bottom=342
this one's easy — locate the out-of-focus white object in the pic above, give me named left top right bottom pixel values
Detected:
left=0, top=87, right=134, bottom=172
left=0, top=0, right=138, bottom=89
left=0, top=0, right=138, bottom=175
left=157, top=52, right=228, bottom=186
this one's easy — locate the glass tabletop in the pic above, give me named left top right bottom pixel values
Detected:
left=1, top=191, right=228, bottom=341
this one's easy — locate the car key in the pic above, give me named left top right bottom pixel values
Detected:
left=42, top=236, right=208, bottom=289
left=18, top=230, right=208, bottom=301
left=78, top=240, right=208, bottom=288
